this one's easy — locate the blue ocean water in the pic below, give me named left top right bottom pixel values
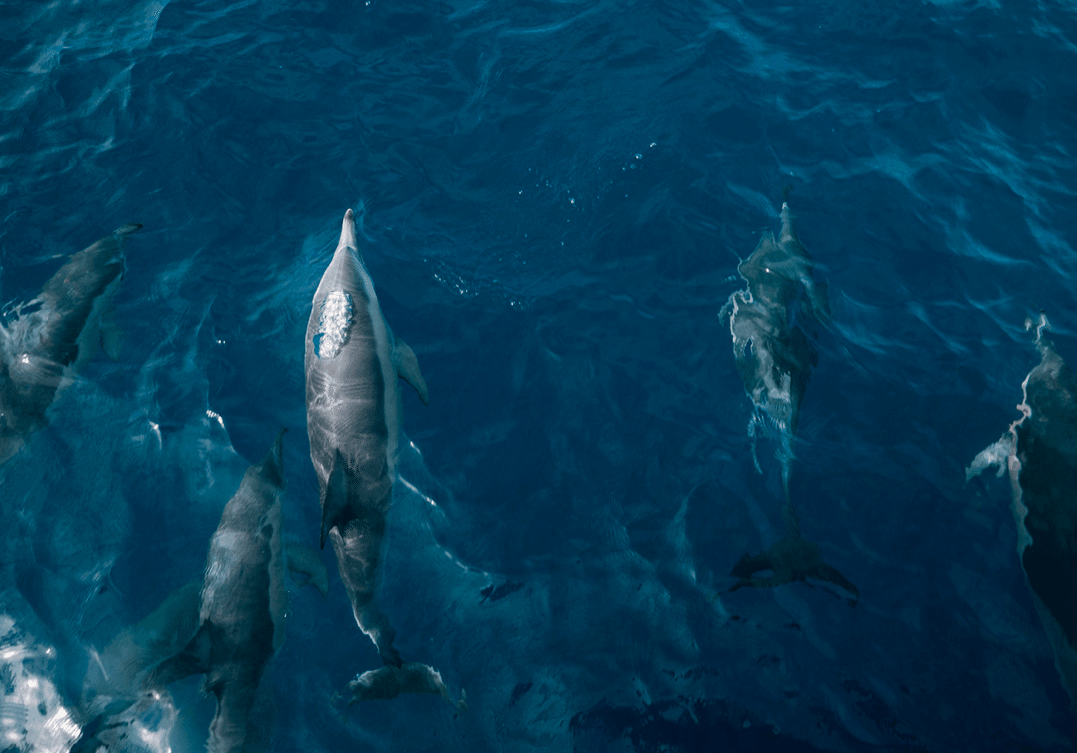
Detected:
left=2, top=0, right=1077, bottom=750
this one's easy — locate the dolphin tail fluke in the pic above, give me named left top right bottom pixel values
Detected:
left=346, top=662, right=465, bottom=711
left=728, top=514, right=859, bottom=606
left=393, top=338, right=429, bottom=405
left=319, top=451, right=350, bottom=549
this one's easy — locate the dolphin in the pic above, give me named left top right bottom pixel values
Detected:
left=720, top=203, right=855, bottom=603
left=0, top=223, right=140, bottom=465
left=78, top=431, right=327, bottom=752
left=145, top=429, right=289, bottom=753
left=305, top=209, right=428, bottom=668
left=720, top=202, right=828, bottom=490
left=347, top=662, right=465, bottom=710
left=967, top=314, right=1077, bottom=710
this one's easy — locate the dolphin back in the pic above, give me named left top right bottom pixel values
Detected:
left=304, top=209, right=430, bottom=669
left=0, top=223, right=140, bottom=465
left=35, top=223, right=141, bottom=369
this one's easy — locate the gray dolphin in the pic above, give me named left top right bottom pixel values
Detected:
left=720, top=203, right=856, bottom=603
left=968, top=314, right=1077, bottom=710
left=147, top=429, right=289, bottom=753
left=78, top=432, right=326, bottom=751
left=720, top=202, right=828, bottom=488
left=0, top=223, right=140, bottom=465
left=305, top=209, right=428, bottom=668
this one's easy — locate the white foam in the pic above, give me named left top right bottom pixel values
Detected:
left=965, top=434, right=1014, bottom=483
left=313, top=290, right=353, bottom=359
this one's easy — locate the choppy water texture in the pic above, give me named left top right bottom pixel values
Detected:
left=2, top=0, right=1077, bottom=751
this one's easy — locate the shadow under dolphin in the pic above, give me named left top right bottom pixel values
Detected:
left=968, top=313, right=1077, bottom=712
left=0, top=223, right=140, bottom=465
left=720, top=202, right=857, bottom=604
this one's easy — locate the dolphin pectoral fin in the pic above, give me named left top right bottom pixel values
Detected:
left=393, top=338, right=429, bottom=405
left=320, top=453, right=350, bottom=549
left=347, top=662, right=464, bottom=710
left=114, top=223, right=143, bottom=239
left=82, top=581, right=201, bottom=707
left=286, top=543, right=329, bottom=596
left=151, top=620, right=214, bottom=687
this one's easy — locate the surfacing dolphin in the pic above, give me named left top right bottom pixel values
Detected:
left=0, top=223, right=140, bottom=465
left=720, top=201, right=829, bottom=490
left=967, top=314, right=1077, bottom=710
left=306, top=209, right=441, bottom=695
left=720, top=203, right=856, bottom=604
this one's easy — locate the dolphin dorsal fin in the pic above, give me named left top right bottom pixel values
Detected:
left=320, top=451, right=350, bottom=548
left=393, top=338, right=429, bottom=406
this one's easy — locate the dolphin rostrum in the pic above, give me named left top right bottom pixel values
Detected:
left=148, top=429, right=289, bottom=753
left=967, top=314, right=1077, bottom=710
left=720, top=203, right=856, bottom=603
left=305, top=209, right=428, bottom=669
left=0, top=223, right=140, bottom=465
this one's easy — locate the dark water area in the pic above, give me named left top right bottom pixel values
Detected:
left=2, top=0, right=1077, bottom=751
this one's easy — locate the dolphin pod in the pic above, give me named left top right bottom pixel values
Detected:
left=4, top=201, right=960, bottom=752
left=720, top=203, right=858, bottom=604
left=0, top=223, right=140, bottom=465
left=305, top=209, right=455, bottom=705
left=967, top=313, right=1077, bottom=711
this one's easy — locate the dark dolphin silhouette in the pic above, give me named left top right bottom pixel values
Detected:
left=721, top=203, right=856, bottom=603
left=0, top=223, right=140, bottom=465
left=968, top=313, right=1077, bottom=709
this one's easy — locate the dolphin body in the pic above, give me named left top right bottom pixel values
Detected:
left=0, top=223, right=140, bottom=465
left=720, top=203, right=856, bottom=603
left=78, top=431, right=325, bottom=752
left=304, top=209, right=428, bottom=668
left=129, top=430, right=289, bottom=753
left=720, top=202, right=829, bottom=488
left=968, top=314, right=1077, bottom=710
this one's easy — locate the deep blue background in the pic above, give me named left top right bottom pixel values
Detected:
left=2, top=0, right=1077, bottom=750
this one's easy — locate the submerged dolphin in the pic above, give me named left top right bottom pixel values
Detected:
left=968, top=314, right=1077, bottom=709
left=147, top=430, right=289, bottom=753
left=305, top=209, right=428, bottom=668
left=0, top=223, right=140, bottom=465
left=720, top=203, right=855, bottom=603
left=720, top=202, right=829, bottom=489
left=79, top=431, right=326, bottom=751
